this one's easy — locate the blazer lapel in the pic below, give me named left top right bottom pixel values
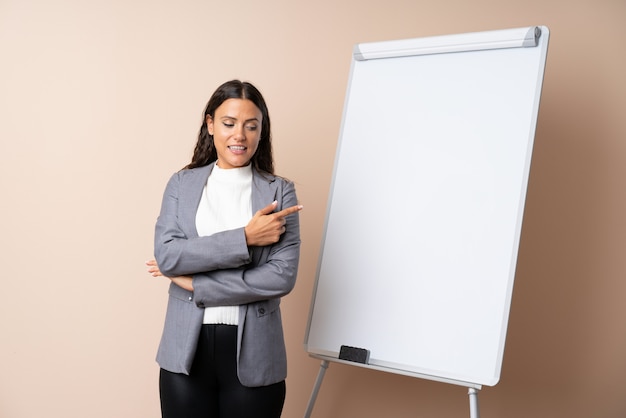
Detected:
left=251, top=169, right=277, bottom=213
left=179, top=164, right=212, bottom=239
left=250, top=169, right=278, bottom=264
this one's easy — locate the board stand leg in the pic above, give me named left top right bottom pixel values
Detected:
left=304, top=360, right=330, bottom=418
left=468, top=387, right=480, bottom=418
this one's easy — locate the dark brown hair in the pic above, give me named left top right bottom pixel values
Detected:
left=185, top=80, right=274, bottom=174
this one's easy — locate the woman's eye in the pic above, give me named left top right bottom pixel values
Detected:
left=246, top=125, right=258, bottom=131
left=223, top=122, right=234, bottom=128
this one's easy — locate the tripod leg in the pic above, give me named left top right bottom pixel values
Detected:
left=304, top=360, right=330, bottom=418
left=468, top=387, right=480, bottom=418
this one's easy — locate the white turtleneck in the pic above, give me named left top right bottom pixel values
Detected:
left=195, top=163, right=253, bottom=325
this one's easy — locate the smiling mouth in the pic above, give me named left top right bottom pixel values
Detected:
left=228, top=145, right=247, bottom=151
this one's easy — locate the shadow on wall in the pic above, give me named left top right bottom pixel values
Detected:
left=495, top=64, right=625, bottom=417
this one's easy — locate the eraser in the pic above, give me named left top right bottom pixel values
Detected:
left=339, top=345, right=370, bottom=364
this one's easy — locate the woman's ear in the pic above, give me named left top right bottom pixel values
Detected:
left=206, top=115, right=214, bottom=135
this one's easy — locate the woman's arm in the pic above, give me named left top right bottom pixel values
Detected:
left=192, top=181, right=302, bottom=307
left=148, top=197, right=301, bottom=295
left=154, top=171, right=252, bottom=277
left=152, top=172, right=302, bottom=299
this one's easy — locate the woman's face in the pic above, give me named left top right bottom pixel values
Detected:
left=207, top=98, right=263, bottom=169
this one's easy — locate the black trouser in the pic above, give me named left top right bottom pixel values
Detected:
left=160, top=324, right=286, bottom=418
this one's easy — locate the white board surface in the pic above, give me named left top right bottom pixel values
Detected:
left=305, top=26, right=549, bottom=387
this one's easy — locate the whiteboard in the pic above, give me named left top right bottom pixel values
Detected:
left=304, top=26, right=549, bottom=387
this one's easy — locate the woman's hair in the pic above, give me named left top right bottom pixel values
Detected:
left=185, top=80, right=274, bottom=174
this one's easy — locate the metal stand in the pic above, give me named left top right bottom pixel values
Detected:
left=468, top=387, right=480, bottom=418
left=304, top=360, right=329, bottom=418
left=304, top=358, right=481, bottom=418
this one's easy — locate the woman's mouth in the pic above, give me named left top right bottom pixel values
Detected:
left=228, top=145, right=247, bottom=152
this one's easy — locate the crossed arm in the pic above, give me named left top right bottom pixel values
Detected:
left=147, top=200, right=303, bottom=293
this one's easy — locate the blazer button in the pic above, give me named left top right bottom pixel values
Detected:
left=188, top=296, right=193, bottom=301
left=258, top=308, right=265, bottom=315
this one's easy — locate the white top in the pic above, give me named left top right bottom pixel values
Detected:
left=195, top=163, right=253, bottom=325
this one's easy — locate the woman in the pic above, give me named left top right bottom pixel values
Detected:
left=146, top=80, right=302, bottom=418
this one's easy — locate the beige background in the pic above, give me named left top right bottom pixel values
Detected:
left=1, top=0, right=625, bottom=417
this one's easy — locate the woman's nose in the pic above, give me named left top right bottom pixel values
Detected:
left=234, top=125, right=246, bottom=140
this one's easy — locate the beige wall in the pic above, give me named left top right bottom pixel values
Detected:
left=1, top=0, right=625, bottom=417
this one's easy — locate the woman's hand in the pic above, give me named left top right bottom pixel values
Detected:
left=146, top=259, right=194, bottom=292
left=145, top=259, right=164, bottom=277
left=244, top=201, right=303, bottom=247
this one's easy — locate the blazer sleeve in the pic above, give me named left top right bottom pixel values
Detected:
left=154, top=171, right=252, bottom=277
left=191, top=179, right=301, bottom=307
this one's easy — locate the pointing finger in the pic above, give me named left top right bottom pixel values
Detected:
left=275, top=204, right=304, bottom=218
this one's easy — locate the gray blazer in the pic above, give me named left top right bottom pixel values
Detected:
left=154, top=162, right=301, bottom=387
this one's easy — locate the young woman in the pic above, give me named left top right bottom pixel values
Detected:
left=146, top=80, right=302, bottom=418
